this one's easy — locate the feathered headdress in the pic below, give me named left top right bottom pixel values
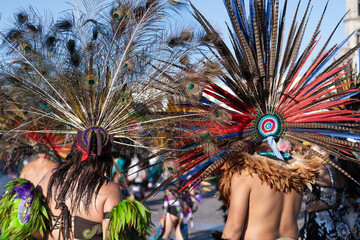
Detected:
left=0, top=0, right=200, bottom=164
left=0, top=94, right=70, bottom=168
left=0, top=0, right=206, bottom=239
left=145, top=0, right=360, bottom=196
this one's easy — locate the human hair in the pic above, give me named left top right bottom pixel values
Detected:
left=47, top=143, right=113, bottom=213
left=255, top=142, right=273, bottom=153
left=34, top=143, right=62, bottom=164
left=34, top=143, right=51, bottom=155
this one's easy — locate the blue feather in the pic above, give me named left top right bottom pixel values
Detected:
left=200, top=98, right=214, bottom=105
left=304, top=65, right=347, bottom=96
left=178, top=148, right=228, bottom=183
left=302, top=32, right=355, bottom=87
left=225, top=0, right=250, bottom=43
left=216, top=130, right=252, bottom=140
left=336, top=91, right=360, bottom=100
left=219, top=76, right=238, bottom=93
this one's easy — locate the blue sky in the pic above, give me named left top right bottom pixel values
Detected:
left=0, top=0, right=348, bottom=60
left=192, top=0, right=347, bottom=52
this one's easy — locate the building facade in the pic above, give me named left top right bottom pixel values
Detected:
left=345, top=0, right=360, bottom=73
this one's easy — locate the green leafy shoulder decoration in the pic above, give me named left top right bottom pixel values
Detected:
left=0, top=178, right=51, bottom=239
left=106, top=199, right=153, bottom=240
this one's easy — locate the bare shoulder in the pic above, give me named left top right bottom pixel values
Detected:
left=230, top=171, right=254, bottom=195
left=19, top=163, right=30, bottom=178
left=285, top=190, right=302, bottom=201
left=101, top=181, right=121, bottom=194
left=317, top=164, right=345, bottom=188
left=37, top=168, right=56, bottom=196
left=20, top=160, right=37, bottom=174
left=44, top=159, right=58, bottom=169
left=235, top=171, right=283, bottom=201
left=101, top=180, right=122, bottom=212
left=232, top=171, right=258, bottom=187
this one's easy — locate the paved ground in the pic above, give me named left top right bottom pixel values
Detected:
left=144, top=184, right=306, bottom=240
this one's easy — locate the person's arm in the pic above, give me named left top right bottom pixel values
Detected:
left=317, top=164, right=345, bottom=188
left=102, top=182, right=122, bottom=240
left=102, top=219, right=110, bottom=240
left=222, top=172, right=251, bottom=240
left=189, top=188, right=196, bottom=198
left=189, top=188, right=199, bottom=212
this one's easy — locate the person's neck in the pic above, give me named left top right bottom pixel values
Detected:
left=36, top=154, right=48, bottom=162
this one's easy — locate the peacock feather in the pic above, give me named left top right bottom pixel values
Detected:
left=0, top=0, right=206, bottom=165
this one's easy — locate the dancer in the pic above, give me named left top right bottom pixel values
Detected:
left=210, top=140, right=304, bottom=240
left=299, top=161, right=352, bottom=240
left=0, top=0, right=202, bottom=238
left=342, top=160, right=360, bottom=239
left=152, top=179, right=201, bottom=240
left=37, top=139, right=124, bottom=240
left=18, top=141, right=67, bottom=185
left=0, top=98, right=68, bottom=186
left=112, top=139, right=134, bottom=198
left=143, top=0, right=360, bottom=239
left=216, top=143, right=303, bottom=240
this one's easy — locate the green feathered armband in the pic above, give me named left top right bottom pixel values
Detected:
left=106, top=199, right=153, bottom=240
left=0, top=178, right=51, bottom=239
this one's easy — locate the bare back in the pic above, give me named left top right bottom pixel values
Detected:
left=279, top=190, right=302, bottom=238
left=37, top=170, right=122, bottom=240
left=20, top=155, right=58, bottom=185
left=222, top=171, right=302, bottom=240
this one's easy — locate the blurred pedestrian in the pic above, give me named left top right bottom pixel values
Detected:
left=299, top=147, right=353, bottom=240
left=151, top=179, right=202, bottom=240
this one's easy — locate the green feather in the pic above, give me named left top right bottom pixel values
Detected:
left=0, top=178, right=51, bottom=239
left=106, top=199, right=153, bottom=240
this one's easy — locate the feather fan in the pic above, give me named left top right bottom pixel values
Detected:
left=0, top=0, right=205, bottom=169
left=141, top=0, right=360, bottom=197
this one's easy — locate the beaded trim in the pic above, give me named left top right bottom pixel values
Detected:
left=258, top=151, right=291, bottom=159
left=324, top=165, right=335, bottom=188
